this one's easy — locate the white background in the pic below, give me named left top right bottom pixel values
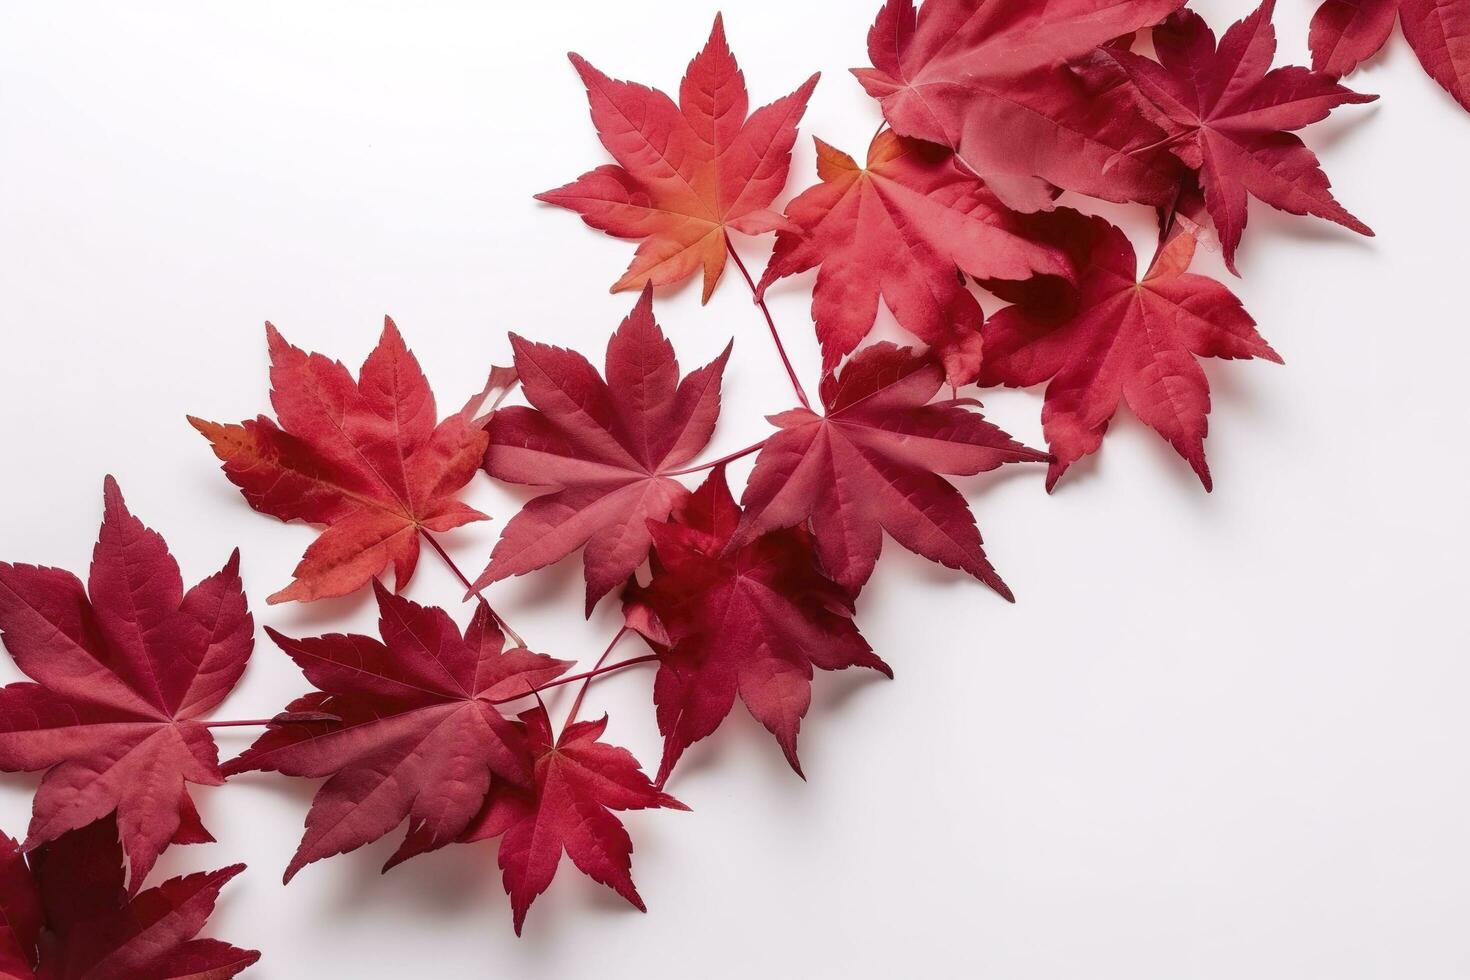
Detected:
left=2, top=2, right=1468, bottom=977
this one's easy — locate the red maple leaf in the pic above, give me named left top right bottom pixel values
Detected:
left=625, top=467, right=892, bottom=784
left=0, top=815, right=257, bottom=979
left=1082, top=0, right=1376, bottom=272
left=853, top=0, right=1186, bottom=211
left=221, top=583, right=572, bottom=882
left=755, top=130, right=1069, bottom=386
left=537, top=15, right=817, bottom=301
left=460, top=704, right=685, bottom=935
left=980, top=208, right=1281, bottom=490
left=725, top=343, right=1046, bottom=598
left=190, top=318, right=503, bottom=604
left=0, top=478, right=253, bottom=892
left=471, top=288, right=730, bottom=614
left=1311, top=0, right=1470, bottom=113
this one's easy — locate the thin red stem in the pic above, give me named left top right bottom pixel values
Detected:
left=421, top=530, right=526, bottom=648
left=202, top=719, right=276, bottom=729
left=567, top=627, right=627, bottom=723
left=491, top=649, right=656, bottom=708
left=724, top=234, right=811, bottom=410
left=664, top=438, right=767, bottom=477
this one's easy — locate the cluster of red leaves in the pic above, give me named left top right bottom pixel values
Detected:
left=0, top=0, right=1422, bottom=961
left=0, top=816, right=256, bottom=980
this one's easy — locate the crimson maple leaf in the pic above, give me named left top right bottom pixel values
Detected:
left=725, top=343, right=1046, bottom=599
left=537, top=15, right=818, bottom=301
left=190, top=318, right=501, bottom=604
left=1082, top=0, right=1376, bottom=272
left=624, top=467, right=892, bottom=784
left=980, top=208, right=1281, bottom=490
left=0, top=816, right=257, bottom=979
left=459, top=704, right=685, bottom=935
left=755, top=131, right=1068, bottom=386
left=1311, top=0, right=1469, bottom=112
left=853, top=0, right=1186, bottom=211
left=221, top=583, right=572, bottom=882
left=0, top=478, right=253, bottom=892
left=471, top=288, right=729, bottom=614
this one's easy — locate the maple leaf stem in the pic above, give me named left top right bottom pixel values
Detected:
left=492, top=644, right=657, bottom=710
left=664, top=438, right=768, bottom=477
left=420, top=530, right=527, bottom=648
left=565, top=626, right=628, bottom=723
left=202, top=719, right=278, bottom=729
left=724, top=234, right=811, bottom=410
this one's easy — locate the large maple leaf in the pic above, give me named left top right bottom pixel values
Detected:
left=1082, top=0, right=1376, bottom=272
left=0, top=478, right=253, bottom=892
left=725, top=343, right=1046, bottom=599
left=755, top=130, right=1069, bottom=386
left=191, top=318, right=498, bottom=604
left=1311, top=0, right=1469, bottom=113
left=625, top=467, right=892, bottom=784
left=221, top=583, right=572, bottom=882
left=471, top=288, right=729, bottom=614
left=460, top=704, right=685, bottom=935
left=0, top=816, right=257, bottom=979
left=537, top=15, right=818, bottom=302
left=852, top=0, right=1186, bottom=211
left=980, top=208, right=1281, bottom=491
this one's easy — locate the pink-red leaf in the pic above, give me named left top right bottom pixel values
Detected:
left=221, top=584, right=571, bottom=882
left=190, top=318, right=489, bottom=604
left=0, top=479, right=252, bottom=891
left=1083, top=0, right=1376, bottom=271
left=0, top=815, right=257, bottom=979
left=461, top=705, right=685, bottom=935
left=473, top=287, right=729, bottom=614
left=981, top=208, right=1281, bottom=490
left=853, top=0, right=1186, bottom=209
left=1310, top=0, right=1470, bottom=114
left=757, top=131, right=1069, bottom=385
left=729, top=344, right=1046, bottom=597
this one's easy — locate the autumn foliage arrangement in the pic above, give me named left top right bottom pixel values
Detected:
left=3, top=0, right=1465, bottom=969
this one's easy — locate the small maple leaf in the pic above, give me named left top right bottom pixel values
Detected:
left=853, top=0, right=1186, bottom=210
left=471, top=287, right=730, bottom=614
left=625, top=467, right=892, bottom=784
left=0, top=815, right=258, bottom=979
left=1082, top=0, right=1376, bottom=272
left=221, top=583, right=572, bottom=882
left=980, top=208, right=1281, bottom=491
left=727, top=343, right=1047, bottom=598
left=460, top=703, right=686, bottom=934
left=0, top=478, right=253, bottom=891
left=537, top=15, right=818, bottom=302
left=1311, top=0, right=1469, bottom=113
left=191, top=318, right=498, bottom=604
left=756, top=131, right=1069, bottom=386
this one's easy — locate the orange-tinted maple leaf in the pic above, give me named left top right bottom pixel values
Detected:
left=538, top=15, right=817, bottom=302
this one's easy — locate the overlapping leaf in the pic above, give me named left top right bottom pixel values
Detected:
left=728, top=343, right=1046, bottom=598
left=539, top=15, right=817, bottom=301
left=472, top=287, right=729, bottom=614
left=852, top=0, right=1186, bottom=210
left=191, top=319, right=504, bottom=604
left=460, top=705, right=685, bottom=934
left=626, top=468, right=891, bottom=784
left=756, top=130, right=1069, bottom=385
left=0, top=478, right=252, bottom=891
left=981, top=208, right=1281, bottom=489
left=0, top=815, right=257, bottom=979
left=1082, top=0, right=1376, bottom=271
left=1311, top=0, right=1469, bottom=113
left=221, top=584, right=572, bottom=882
